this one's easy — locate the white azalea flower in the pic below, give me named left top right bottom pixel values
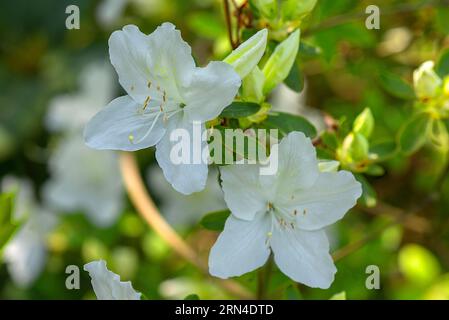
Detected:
left=43, top=134, right=124, bottom=227
left=46, top=62, right=115, bottom=133
left=147, top=167, right=226, bottom=228
left=1, top=177, right=58, bottom=288
left=96, top=0, right=128, bottom=28
left=84, top=23, right=241, bottom=194
left=209, top=132, right=362, bottom=289
left=84, top=260, right=141, bottom=300
left=3, top=210, right=57, bottom=288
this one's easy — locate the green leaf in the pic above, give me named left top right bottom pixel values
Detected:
left=379, top=70, right=415, bottom=100
left=224, top=29, right=268, bottom=79
left=370, top=140, right=397, bottom=161
left=263, top=30, right=301, bottom=94
left=355, top=174, right=377, bottom=208
left=220, top=102, right=261, bottom=118
left=284, top=61, right=304, bottom=93
left=436, top=49, right=449, bottom=78
left=0, top=193, right=20, bottom=252
left=429, top=119, right=449, bottom=151
left=199, top=210, right=231, bottom=231
left=353, top=108, right=374, bottom=138
left=184, top=294, right=200, bottom=300
left=398, top=113, right=432, bottom=155
left=261, top=112, right=317, bottom=138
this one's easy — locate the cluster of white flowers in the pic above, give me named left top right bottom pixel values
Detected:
left=84, top=22, right=362, bottom=291
left=44, top=62, right=124, bottom=228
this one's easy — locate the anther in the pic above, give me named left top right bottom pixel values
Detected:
left=143, top=96, right=151, bottom=110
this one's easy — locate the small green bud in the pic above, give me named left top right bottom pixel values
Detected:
left=339, top=132, right=370, bottom=167
left=224, top=29, right=268, bottom=79
left=353, top=108, right=375, bottom=138
left=262, top=29, right=300, bottom=94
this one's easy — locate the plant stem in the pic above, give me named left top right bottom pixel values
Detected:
left=223, top=0, right=237, bottom=49
left=119, top=152, right=253, bottom=299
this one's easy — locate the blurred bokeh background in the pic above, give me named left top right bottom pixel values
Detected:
left=1, top=0, right=449, bottom=299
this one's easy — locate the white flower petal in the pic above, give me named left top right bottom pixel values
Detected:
left=155, top=114, right=208, bottom=194
left=282, top=171, right=362, bottom=231
left=270, top=131, right=319, bottom=202
left=84, top=95, right=166, bottom=151
left=109, top=25, right=154, bottom=103
left=270, top=225, right=336, bottom=289
left=220, top=164, right=268, bottom=221
left=209, top=213, right=271, bottom=278
left=84, top=260, right=141, bottom=300
left=183, top=61, right=241, bottom=122
left=147, top=22, right=196, bottom=102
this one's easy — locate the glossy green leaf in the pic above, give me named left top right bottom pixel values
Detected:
left=0, top=193, right=20, bottom=252
left=220, top=102, right=261, bottom=118
left=199, top=210, right=231, bottom=231
left=398, top=113, right=432, bottom=155
left=370, top=140, right=397, bottom=161
left=379, top=70, right=415, bottom=100
left=284, top=61, right=304, bottom=93
left=436, top=49, right=449, bottom=78
left=261, top=111, right=317, bottom=138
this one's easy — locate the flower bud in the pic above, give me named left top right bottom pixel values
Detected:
left=353, top=108, right=375, bottom=138
left=413, top=61, right=442, bottom=100
left=224, top=29, right=268, bottom=79
left=281, top=0, right=317, bottom=21
left=262, top=29, right=300, bottom=94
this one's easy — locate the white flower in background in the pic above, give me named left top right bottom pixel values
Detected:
left=413, top=61, right=442, bottom=100
left=147, top=167, right=225, bottom=228
left=84, top=260, right=141, bottom=300
left=1, top=177, right=58, bottom=288
left=84, top=23, right=241, bottom=194
left=209, top=132, right=362, bottom=289
left=43, top=134, right=124, bottom=228
left=46, top=62, right=115, bottom=133
left=44, top=62, right=124, bottom=227
left=96, top=0, right=128, bottom=28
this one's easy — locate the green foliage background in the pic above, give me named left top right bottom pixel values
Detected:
left=1, top=0, right=449, bottom=299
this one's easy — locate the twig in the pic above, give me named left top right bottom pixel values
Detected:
left=223, top=0, right=237, bottom=49
left=119, top=152, right=253, bottom=299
